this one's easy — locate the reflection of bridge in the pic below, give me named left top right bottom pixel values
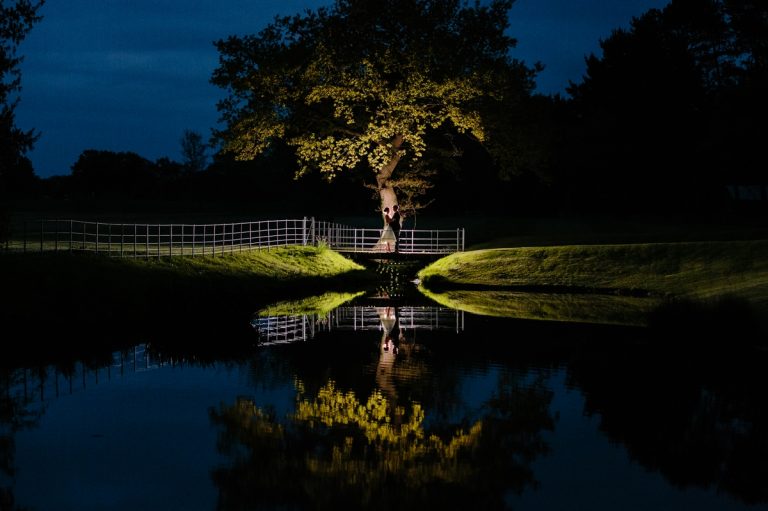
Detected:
left=251, top=306, right=464, bottom=346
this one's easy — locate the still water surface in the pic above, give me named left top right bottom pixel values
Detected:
left=3, top=295, right=767, bottom=510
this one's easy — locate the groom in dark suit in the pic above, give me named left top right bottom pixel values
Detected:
left=390, top=205, right=402, bottom=252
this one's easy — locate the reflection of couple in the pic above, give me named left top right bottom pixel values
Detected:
left=377, top=306, right=400, bottom=408
left=378, top=205, right=401, bottom=253
left=379, top=306, right=399, bottom=356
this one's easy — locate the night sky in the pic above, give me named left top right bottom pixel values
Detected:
left=15, top=0, right=669, bottom=177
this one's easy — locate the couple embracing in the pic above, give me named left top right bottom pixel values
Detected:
left=379, top=204, right=401, bottom=253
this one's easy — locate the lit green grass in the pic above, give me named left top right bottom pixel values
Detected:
left=117, top=245, right=365, bottom=281
left=419, top=240, right=768, bottom=300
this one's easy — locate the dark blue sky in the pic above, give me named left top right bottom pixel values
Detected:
left=15, top=0, right=669, bottom=177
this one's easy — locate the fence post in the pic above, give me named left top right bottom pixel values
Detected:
left=170, top=225, right=173, bottom=257
left=302, top=217, right=307, bottom=246
left=54, top=220, right=59, bottom=252
left=69, top=220, right=73, bottom=252
left=121, top=224, right=124, bottom=257
left=39, top=220, right=43, bottom=253
left=311, top=217, right=315, bottom=246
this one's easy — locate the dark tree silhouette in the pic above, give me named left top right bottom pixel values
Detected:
left=0, top=0, right=44, bottom=198
left=70, top=149, right=157, bottom=200
left=564, top=0, right=768, bottom=214
left=180, top=129, right=208, bottom=173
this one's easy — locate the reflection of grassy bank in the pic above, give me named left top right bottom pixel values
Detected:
left=0, top=247, right=370, bottom=356
left=419, top=288, right=660, bottom=326
left=257, top=291, right=364, bottom=316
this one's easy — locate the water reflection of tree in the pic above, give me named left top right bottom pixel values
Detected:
left=210, top=373, right=554, bottom=510
left=1, top=369, right=43, bottom=511
left=569, top=342, right=768, bottom=505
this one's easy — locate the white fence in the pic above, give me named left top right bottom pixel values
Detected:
left=2, top=218, right=464, bottom=257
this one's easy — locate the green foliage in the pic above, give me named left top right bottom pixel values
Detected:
left=212, top=0, right=537, bottom=212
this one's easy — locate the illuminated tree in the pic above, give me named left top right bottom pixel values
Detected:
left=212, top=0, right=537, bottom=214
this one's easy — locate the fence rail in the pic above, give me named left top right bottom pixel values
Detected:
left=1, top=217, right=465, bottom=257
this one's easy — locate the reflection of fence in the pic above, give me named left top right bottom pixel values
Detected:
left=331, top=306, right=465, bottom=332
left=252, top=306, right=464, bottom=346
left=3, top=218, right=465, bottom=256
left=316, top=221, right=465, bottom=254
left=250, top=315, right=320, bottom=346
left=2, top=345, right=167, bottom=405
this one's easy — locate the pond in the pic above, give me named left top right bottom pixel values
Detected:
left=2, top=277, right=766, bottom=510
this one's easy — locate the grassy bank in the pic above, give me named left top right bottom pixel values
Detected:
left=418, top=241, right=768, bottom=328
left=0, top=247, right=369, bottom=357
left=419, top=240, right=768, bottom=300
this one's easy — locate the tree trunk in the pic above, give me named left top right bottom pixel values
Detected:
left=376, top=134, right=403, bottom=213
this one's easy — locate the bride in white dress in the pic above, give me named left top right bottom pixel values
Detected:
left=375, top=206, right=397, bottom=252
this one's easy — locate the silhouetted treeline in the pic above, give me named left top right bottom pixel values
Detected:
left=558, top=0, right=768, bottom=215
left=5, top=0, right=767, bottom=219
left=35, top=146, right=372, bottom=217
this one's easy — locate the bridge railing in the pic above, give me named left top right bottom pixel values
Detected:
left=316, top=221, right=465, bottom=254
left=2, top=217, right=464, bottom=257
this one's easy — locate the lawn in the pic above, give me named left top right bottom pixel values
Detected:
left=418, top=240, right=768, bottom=327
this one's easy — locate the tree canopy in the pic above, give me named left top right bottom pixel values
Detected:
left=212, top=0, right=537, bottom=214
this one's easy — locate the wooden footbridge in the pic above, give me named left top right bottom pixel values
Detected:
left=3, top=218, right=464, bottom=258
